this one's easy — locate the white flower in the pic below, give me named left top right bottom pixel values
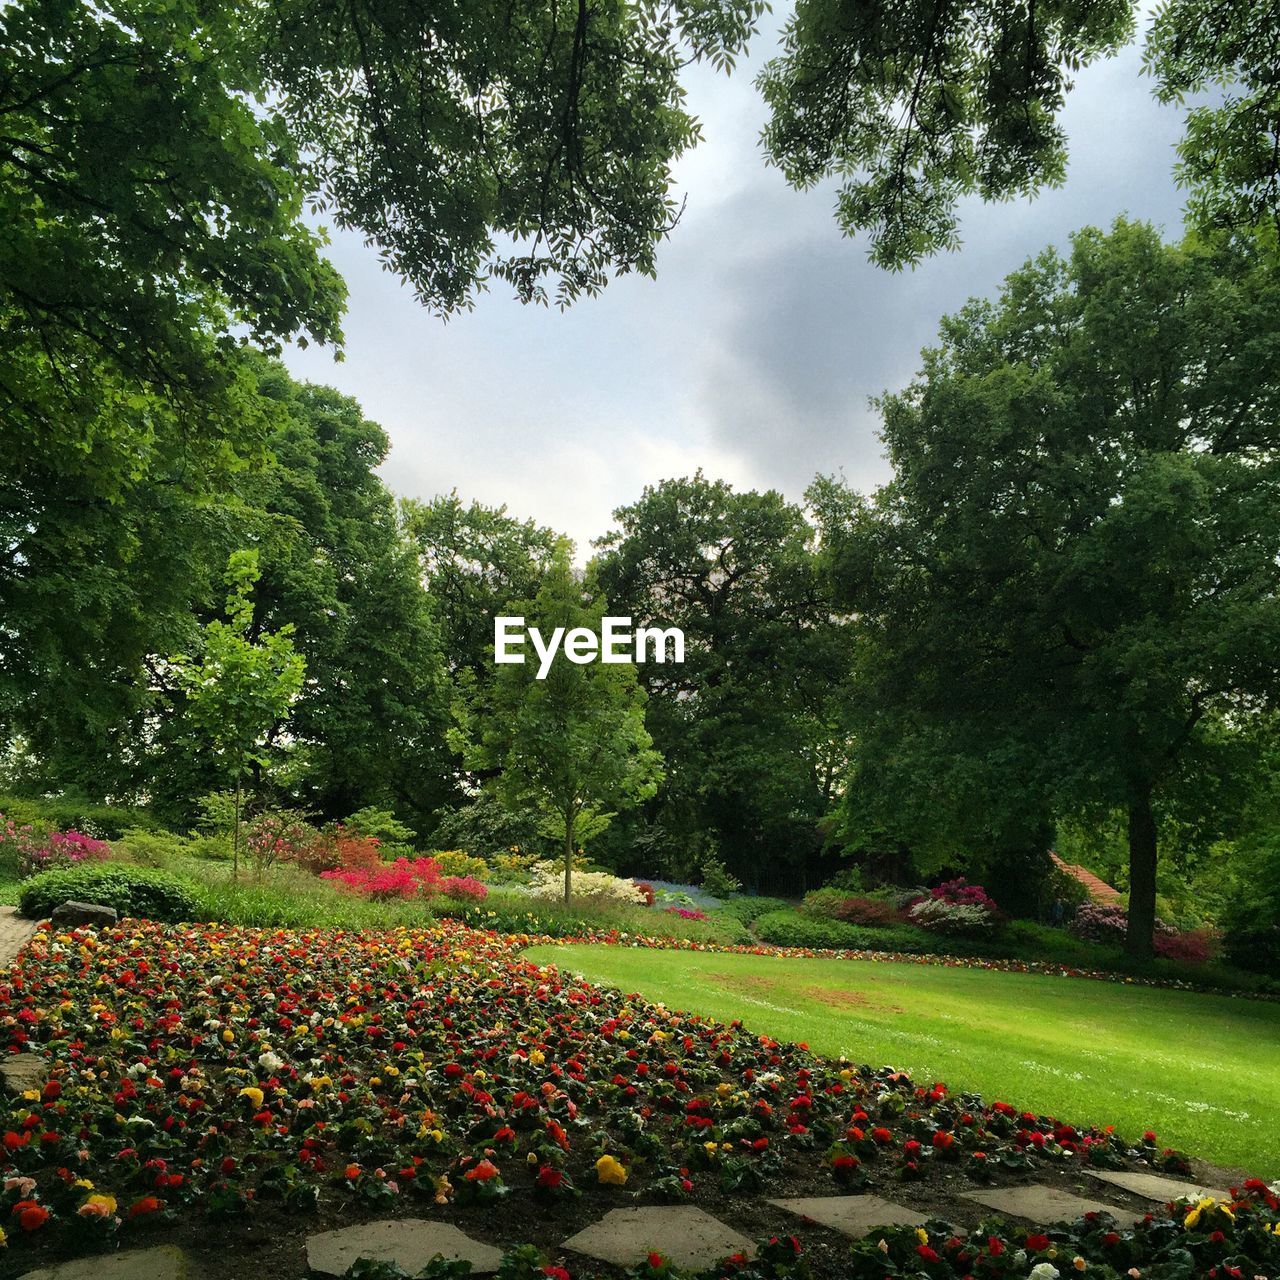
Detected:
left=258, top=1051, right=284, bottom=1073
left=1030, top=1265, right=1060, bottom=1280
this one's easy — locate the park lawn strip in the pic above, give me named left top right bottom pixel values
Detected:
left=526, top=943, right=1280, bottom=1178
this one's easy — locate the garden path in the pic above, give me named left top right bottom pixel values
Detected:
left=0, top=905, right=37, bottom=965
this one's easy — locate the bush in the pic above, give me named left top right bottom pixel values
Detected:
left=321, top=856, right=488, bottom=902
left=715, top=896, right=792, bottom=925
left=699, top=854, right=741, bottom=899
left=753, top=910, right=866, bottom=949
left=801, top=888, right=903, bottom=927
left=0, top=794, right=163, bottom=840
left=432, top=849, right=489, bottom=881
left=526, top=862, right=646, bottom=905
left=19, top=864, right=201, bottom=922
left=907, top=897, right=999, bottom=936
left=111, top=828, right=195, bottom=867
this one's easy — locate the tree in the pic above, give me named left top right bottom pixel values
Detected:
left=453, top=544, right=662, bottom=901
left=595, top=474, right=850, bottom=890
left=823, top=221, right=1280, bottom=955
left=171, top=551, right=306, bottom=877
left=403, top=494, right=559, bottom=678
left=759, top=0, right=1280, bottom=269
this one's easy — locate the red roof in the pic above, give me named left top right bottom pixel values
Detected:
left=1050, top=853, right=1123, bottom=906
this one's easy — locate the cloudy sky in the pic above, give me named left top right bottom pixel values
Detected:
left=281, top=16, right=1193, bottom=555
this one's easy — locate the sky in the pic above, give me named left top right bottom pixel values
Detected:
left=281, top=17, right=1194, bottom=556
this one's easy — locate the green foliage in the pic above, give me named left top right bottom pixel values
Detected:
left=819, top=221, right=1280, bottom=957
left=698, top=854, right=742, bottom=899
left=111, top=828, right=195, bottom=868
left=752, top=909, right=865, bottom=949
left=342, top=807, right=418, bottom=858
left=429, top=795, right=546, bottom=863
left=0, top=795, right=163, bottom=841
left=453, top=543, right=662, bottom=901
left=714, top=896, right=793, bottom=925
left=596, top=473, right=848, bottom=891
left=170, top=550, right=306, bottom=874
left=19, top=864, right=201, bottom=923
left=758, top=0, right=1136, bottom=268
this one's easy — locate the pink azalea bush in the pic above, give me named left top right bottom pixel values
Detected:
left=1070, top=902, right=1216, bottom=964
left=907, top=877, right=1001, bottom=935
left=665, top=905, right=708, bottom=921
left=1, top=815, right=111, bottom=878
left=321, top=855, right=487, bottom=903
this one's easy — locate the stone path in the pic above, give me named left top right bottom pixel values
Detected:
left=17, top=1244, right=188, bottom=1280
left=0, top=904, right=37, bottom=965
left=13, top=1172, right=1230, bottom=1278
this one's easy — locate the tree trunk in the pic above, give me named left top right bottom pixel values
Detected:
left=563, top=814, right=574, bottom=904
left=233, top=771, right=242, bottom=883
left=1125, top=788, right=1157, bottom=959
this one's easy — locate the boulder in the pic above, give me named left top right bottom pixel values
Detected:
left=50, top=901, right=119, bottom=927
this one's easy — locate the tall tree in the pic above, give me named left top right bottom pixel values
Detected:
left=453, top=544, right=662, bottom=900
left=170, top=551, right=306, bottom=877
left=596, top=474, right=849, bottom=889
left=825, top=221, right=1280, bottom=955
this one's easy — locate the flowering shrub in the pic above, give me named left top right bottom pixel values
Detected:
left=432, top=849, right=489, bottom=881
left=907, top=879, right=1001, bottom=936
left=0, top=916, right=1212, bottom=1259
left=828, top=895, right=904, bottom=927
left=665, top=906, right=708, bottom=921
left=526, top=861, right=648, bottom=904
left=321, top=855, right=487, bottom=902
left=633, top=881, right=657, bottom=907
left=8, top=823, right=112, bottom=878
left=1066, top=903, right=1213, bottom=962
left=908, top=897, right=999, bottom=936
left=245, top=811, right=330, bottom=876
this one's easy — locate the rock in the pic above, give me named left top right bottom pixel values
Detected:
left=50, top=901, right=119, bottom=928
left=1088, top=1170, right=1231, bottom=1202
left=1, top=1051, right=47, bottom=1097
left=961, top=1185, right=1123, bottom=1223
left=768, top=1194, right=929, bottom=1238
left=306, top=1219, right=505, bottom=1277
left=564, top=1206, right=754, bottom=1270
left=17, top=1244, right=188, bottom=1280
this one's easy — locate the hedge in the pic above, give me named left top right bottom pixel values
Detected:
left=19, top=865, right=201, bottom=923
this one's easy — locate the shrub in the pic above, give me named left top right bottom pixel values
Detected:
left=632, top=880, right=656, bottom=907
left=752, top=910, right=866, bottom=949
left=1068, top=901, right=1131, bottom=943
left=1068, top=901, right=1213, bottom=963
left=9, top=825, right=112, bottom=878
left=1154, top=927, right=1217, bottom=965
left=245, top=811, right=329, bottom=876
left=801, top=888, right=903, bottom=926
left=716, top=895, right=791, bottom=925
left=321, top=856, right=489, bottom=903
left=19, top=864, right=201, bottom=922
left=432, top=849, right=489, bottom=881
left=699, top=854, right=742, bottom=899
left=907, top=897, right=998, bottom=936
left=526, top=862, right=647, bottom=905
left=343, top=806, right=418, bottom=859
left=111, top=827, right=194, bottom=867
left=665, top=905, right=707, bottom=920
left=0, top=794, right=163, bottom=841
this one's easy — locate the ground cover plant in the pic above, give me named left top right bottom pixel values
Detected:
left=2, top=917, right=1264, bottom=1276
left=526, top=945, right=1280, bottom=1176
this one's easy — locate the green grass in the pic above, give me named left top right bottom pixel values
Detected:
left=526, top=943, right=1280, bottom=1178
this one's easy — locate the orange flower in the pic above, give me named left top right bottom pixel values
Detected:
left=463, top=1159, right=500, bottom=1182
left=128, top=1196, right=162, bottom=1218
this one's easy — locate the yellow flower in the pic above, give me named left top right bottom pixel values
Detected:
left=238, top=1087, right=264, bottom=1108
left=0, top=1224, right=6, bottom=1246
left=916, top=1229, right=930, bottom=1246
left=221, top=1029, right=234, bottom=1044
left=596, top=1155, right=628, bottom=1186
left=529, top=1050, right=545, bottom=1066
left=78, top=1193, right=118, bottom=1218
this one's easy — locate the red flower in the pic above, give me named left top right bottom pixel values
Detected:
left=916, top=1245, right=941, bottom=1263
left=129, top=1196, right=162, bottom=1217
left=1026, top=1235, right=1051, bottom=1252
left=464, top=1159, right=500, bottom=1182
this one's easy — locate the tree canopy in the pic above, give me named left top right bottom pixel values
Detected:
left=819, top=220, right=1280, bottom=954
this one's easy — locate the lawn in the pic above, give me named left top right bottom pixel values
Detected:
left=525, top=943, right=1280, bottom=1177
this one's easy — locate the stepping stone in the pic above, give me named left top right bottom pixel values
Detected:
left=962, top=1185, right=1119, bottom=1223
left=306, top=1219, right=505, bottom=1277
left=1089, top=1170, right=1230, bottom=1202
left=2, top=1051, right=48, bottom=1098
left=18, top=1244, right=188, bottom=1280
left=768, top=1194, right=928, bottom=1238
left=564, top=1206, right=753, bottom=1270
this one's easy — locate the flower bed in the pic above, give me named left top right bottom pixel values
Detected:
left=0, top=916, right=1229, bottom=1263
